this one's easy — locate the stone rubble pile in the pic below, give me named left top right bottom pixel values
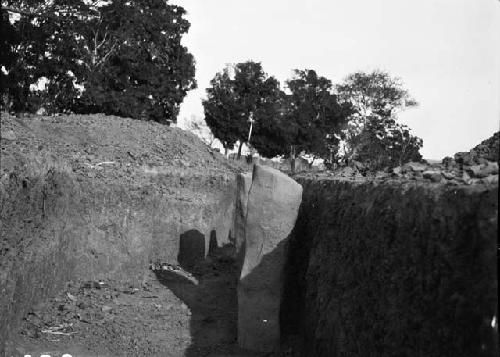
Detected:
left=388, top=159, right=499, bottom=185
left=299, top=131, right=499, bottom=185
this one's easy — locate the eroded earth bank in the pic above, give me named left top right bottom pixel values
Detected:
left=1, top=114, right=240, bottom=356
left=1, top=114, right=498, bottom=357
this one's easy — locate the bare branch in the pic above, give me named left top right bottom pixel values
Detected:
left=93, top=29, right=99, bottom=65
left=3, top=5, right=99, bottom=21
left=96, top=31, right=108, bottom=51
left=2, top=6, right=46, bottom=17
left=95, top=40, right=118, bottom=67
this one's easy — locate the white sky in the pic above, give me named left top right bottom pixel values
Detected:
left=172, top=0, right=500, bottom=159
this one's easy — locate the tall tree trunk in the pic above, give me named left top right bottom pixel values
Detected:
left=290, top=145, right=296, bottom=174
left=237, top=141, right=244, bottom=160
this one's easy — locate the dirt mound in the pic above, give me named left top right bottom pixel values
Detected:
left=1, top=113, right=240, bottom=185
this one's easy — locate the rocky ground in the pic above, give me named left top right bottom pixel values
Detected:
left=297, top=132, right=499, bottom=186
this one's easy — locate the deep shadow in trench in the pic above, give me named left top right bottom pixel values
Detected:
left=154, top=229, right=241, bottom=356
left=156, top=228, right=302, bottom=356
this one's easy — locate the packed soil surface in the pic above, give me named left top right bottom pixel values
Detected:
left=8, top=245, right=271, bottom=357
left=0, top=113, right=242, bottom=187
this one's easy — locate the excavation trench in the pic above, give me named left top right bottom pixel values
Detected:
left=1, top=115, right=498, bottom=357
left=2, top=164, right=498, bottom=357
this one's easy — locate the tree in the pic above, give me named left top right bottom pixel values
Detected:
left=80, top=0, right=196, bottom=123
left=336, top=70, right=417, bottom=119
left=2, top=0, right=196, bottom=123
left=349, top=116, right=422, bottom=170
left=280, top=69, right=352, bottom=170
left=202, top=66, right=242, bottom=154
left=336, top=70, right=422, bottom=169
left=203, top=61, right=282, bottom=157
left=0, top=8, right=19, bottom=110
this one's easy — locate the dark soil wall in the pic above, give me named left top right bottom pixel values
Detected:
left=283, top=178, right=498, bottom=357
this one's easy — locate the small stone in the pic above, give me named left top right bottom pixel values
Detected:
left=392, top=166, right=402, bottom=175
left=480, top=162, right=499, bottom=176
left=1, top=130, right=16, bottom=141
left=339, top=166, right=356, bottom=177
left=405, top=162, right=427, bottom=172
left=442, top=171, right=456, bottom=180
left=465, top=165, right=482, bottom=178
left=101, top=305, right=113, bottom=313
left=461, top=171, right=472, bottom=184
left=481, top=175, right=499, bottom=185
left=58, top=303, right=74, bottom=312
left=423, top=170, right=443, bottom=183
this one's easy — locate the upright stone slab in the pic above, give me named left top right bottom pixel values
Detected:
left=233, top=172, right=252, bottom=262
left=238, top=165, right=302, bottom=352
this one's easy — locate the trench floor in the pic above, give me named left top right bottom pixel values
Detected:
left=8, top=248, right=281, bottom=357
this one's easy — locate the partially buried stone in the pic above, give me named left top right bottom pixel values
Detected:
left=441, top=171, right=456, bottom=180
left=465, top=165, right=482, bottom=178
left=404, top=162, right=427, bottom=172
left=237, top=165, right=302, bottom=353
left=477, top=162, right=499, bottom=177
left=233, top=172, right=252, bottom=262
left=391, top=166, right=403, bottom=175
left=1, top=129, right=16, bottom=141
left=481, top=175, right=499, bottom=185
left=423, top=170, right=443, bottom=183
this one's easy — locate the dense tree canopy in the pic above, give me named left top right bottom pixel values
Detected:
left=1, top=0, right=196, bottom=123
left=348, top=116, right=423, bottom=170
left=336, top=70, right=422, bottom=169
left=280, top=69, right=353, bottom=163
left=203, top=66, right=354, bottom=168
left=0, top=8, right=18, bottom=107
left=336, top=70, right=417, bottom=119
left=203, top=61, right=283, bottom=157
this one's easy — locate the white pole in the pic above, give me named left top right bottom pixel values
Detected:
left=247, top=112, right=254, bottom=144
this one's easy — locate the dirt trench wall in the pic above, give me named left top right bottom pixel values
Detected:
left=0, top=163, right=236, bottom=354
left=283, top=178, right=498, bottom=357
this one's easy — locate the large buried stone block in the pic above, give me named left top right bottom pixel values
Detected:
left=238, top=165, right=302, bottom=352
left=233, top=172, right=252, bottom=260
